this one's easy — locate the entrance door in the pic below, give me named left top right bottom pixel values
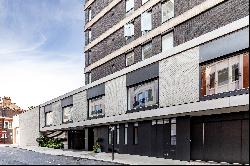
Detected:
left=88, top=128, right=94, bottom=151
left=68, top=130, right=85, bottom=150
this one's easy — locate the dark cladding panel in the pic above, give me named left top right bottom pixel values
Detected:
left=200, top=27, right=249, bottom=63
left=87, top=83, right=105, bottom=99
left=61, top=96, right=73, bottom=108
left=44, top=104, right=52, bottom=113
left=176, top=116, right=191, bottom=161
left=126, top=63, right=159, bottom=87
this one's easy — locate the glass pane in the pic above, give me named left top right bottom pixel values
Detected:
left=125, top=127, right=128, bottom=145
left=218, top=68, right=229, bottom=86
left=232, top=63, right=240, bottom=82
left=209, top=72, right=215, bottom=89
left=126, top=52, right=134, bottom=66
left=171, top=123, right=176, bottom=136
left=171, top=136, right=176, bottom=145
left=134, top=127, right=138, bottom=144
left=162, top=32, right=173, bottom=52
left=162, top=0, right=174, bottom=23
left=142, top=42, right=152, bottom=59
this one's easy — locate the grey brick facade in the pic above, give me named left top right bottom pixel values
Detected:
left=174, top=0, right=249, bottom=46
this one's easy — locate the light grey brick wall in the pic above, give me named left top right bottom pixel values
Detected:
left=20, top=107, right=40, bottom=146
left=105, top=75, right=127, bottom=116
left=159, top=47, right=200, bottom=107
left=72, top=91, right=88, bottom=122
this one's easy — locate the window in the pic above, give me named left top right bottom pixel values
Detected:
left=88, top=51, right=92, bottom=65
left=88, top=73, right=92, bottom=84
left=88, top=96, right=105, bottom=117
left=124, top=22, right=134, bottom=39
left=88, top=30, right=92, bottom=43
left=162, top=0, right=174, bottom=23
left=133, top=123, right=138, bottom=145
left=108, top=129, right=112, bottom=145
left=232, top=63, right=240, bottom=82
left=141, top=11, right=152, bottom=35
left=142, top=42, right=153, bottom=60
left=142, top=0, right=149, bottom=5
left=209, top=72, right=215, bottom=89
left=203, top=53, right=246, bottom=96
left=162, top=32, right=173, bottom=52
left=128, top=79, right=159, bottom=110
left=8, top=122, right=12, bottom=129
left=88, top=8, right=92, bottom=22
left=126, top=52, right=135, bottom=66
left=218, top=68, right=229, bottom=86
left=63, top=106, right=73, bottom=123
left=124, top=124, right=128, bottom=145
left=126, top=0, right=134, bottom=14
left=4, top=121, right=9, bottom=129
left=171, top=118, right=176, bottom=145
left=1, top=133, right=7, bottom=139
left=45, top=112, right=53, bottom=126
left=117, top=125, right=120, bottom=144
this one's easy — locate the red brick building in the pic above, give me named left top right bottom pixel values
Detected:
left=0, top=97, right=23, bottom=144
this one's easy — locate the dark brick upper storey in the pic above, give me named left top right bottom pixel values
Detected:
left=84, top=0, right=249, bottom=83
left=174, top=0, right=249, bottom=46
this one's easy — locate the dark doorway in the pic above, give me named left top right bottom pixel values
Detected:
left=68, top=130, right=85, bottom=150
left=88, top=128, right=94, bottom=151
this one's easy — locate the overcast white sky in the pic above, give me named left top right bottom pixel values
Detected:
left=0, top=0, right=85, bottom=109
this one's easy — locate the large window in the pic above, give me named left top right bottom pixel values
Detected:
left=126, top=0, right=134, bottom=14
left=203, top=53, right=247, bottom=96
left=45, top=112, right=53, bottom=126
left=162, top=32, right=173, bottom=52
left=141, top=11, right=152, bottom=35
left=88, top=96, right=105, bottom=117
left=142, top=42, right=153, bottom=60
left=162, top=0, right=174, bottom=23
left=63, top=106, right=73, bottom=123
left=128, top=79, right=159, bottom=110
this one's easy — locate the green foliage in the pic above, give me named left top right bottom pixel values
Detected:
left=36, top=136, right=64, bottom=149
left=93, top=143, right=101, bottom=153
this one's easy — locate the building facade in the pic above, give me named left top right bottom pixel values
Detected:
left=0, top=97, right=23, bottom=144
left=37, top=0, right=249, bottom=164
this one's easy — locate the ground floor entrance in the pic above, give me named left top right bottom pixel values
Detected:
left=84, top=110, right=249, bottom=164
left=68, top=130, right=85, bottom=150
left=191, top=113, right=249, bottom=164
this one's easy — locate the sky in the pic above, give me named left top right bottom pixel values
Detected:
left=0, top=0, right=85, bottom=109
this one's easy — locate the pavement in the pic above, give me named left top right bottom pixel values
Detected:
left=0, top=144, right=230, bottom=165
left=0, top=145, right=119, bottom=165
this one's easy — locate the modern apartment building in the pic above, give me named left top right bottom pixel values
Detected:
left=38, top=0, right=249, bottom=164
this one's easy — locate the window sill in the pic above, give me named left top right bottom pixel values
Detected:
left=88, top=114, right=105, bottom=120
left=127, top=104, right=159, bottom=113
left=62, top=120, right=73, bottom=124
left=44, top=125, right=52, bottom=127
left=200, top=88, right=249, bottom=101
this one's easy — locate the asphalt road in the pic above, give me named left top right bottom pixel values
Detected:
left=0, top=146, right=120, bottom=165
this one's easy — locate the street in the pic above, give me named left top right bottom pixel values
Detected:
left=0, top=146, right=120, bottom=165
